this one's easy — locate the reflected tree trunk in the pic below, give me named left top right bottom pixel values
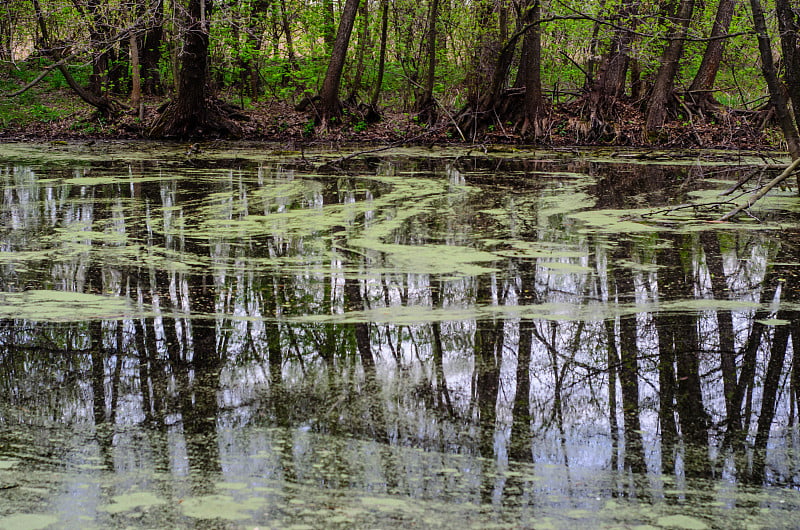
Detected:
left=180, top=272, right=223, bottom=493
left=474, top=275, right=504, bottom=461
left=605, top=318, right=620, bottom=470
left=610, top=251, right=645, bottom=473
left=701, top=233, right=737, bottom=416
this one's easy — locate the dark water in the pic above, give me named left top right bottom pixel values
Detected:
left=0, top=142, right=798, bottom=529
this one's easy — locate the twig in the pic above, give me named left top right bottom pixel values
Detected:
left=719, top=166, right=765, bottom=196
left=436, top=98, right=466, bottom=141
left=717, top=157, right=800, bottom=221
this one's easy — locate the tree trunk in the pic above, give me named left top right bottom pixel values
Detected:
left=749, top=0, right=800, bottom=160
left=645, top=0, right=696, bottom=135
left=322, top=0, right=336, bottom=48
left=370, top=0, right=389, bottom=107
left=688, top=0, right=736, bottom=109
left=347, top=0, right=370, bottom=103
left=242, top=0, right=270, bottom=98
left=317, top=0, right=361, bottom=124
left=581, top=0, right=640, bottom=137
left=140, top=0, right=164, bottom=95
left=130, top=31, right=141, bottom=114
left=416, top=0, right=440, bottom=122
left=149, top=0, right=239, bottom=138
left=280, top=0, right=296, bottom=65
left=592, top=0, right=638, bottom=100
left=520, top=0, right=546, bottom=137
left=777, top=0, right=800, bottom=134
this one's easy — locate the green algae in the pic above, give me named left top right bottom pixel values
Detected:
left=0, top=514, right=58, bottom=530
left=0, top=290, right=141, bottom=322
left=180, top=494, right=263, bottom=520
left=0, top=144, right=798, bottom=530
left=655, top=515, right=709, bottom=529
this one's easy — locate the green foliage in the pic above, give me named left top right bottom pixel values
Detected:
left=303, top=119, right=315, bottom=137
left=0, top=0, right=778, bottom=138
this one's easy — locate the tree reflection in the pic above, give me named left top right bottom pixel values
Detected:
left=0, top=153, right=798, bottom=527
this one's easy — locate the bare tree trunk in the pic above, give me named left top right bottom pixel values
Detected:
left=370, top=0, right=389, bottom=107
left=347, top=0, right=370, bottom=103
left=645, top=0, right=696, bottom=135
left=141, top=0, right=164, bottom=95
left=776, top=0, right=800, bottom=133
left=322, top=0, right=336, bottom=48
left=520, top=0, right=546, bottom=137
left=582, top=0, right=640, bottom=137
left=130, top=31, right=141, bottom=114
left=416, top=0, right=440, bottom=122
left=318, top=0, right=361, bottom=124
left=592, top=0, right=638, bottom=101
left=749, top=0, right=800, bottom=160
left=688, top=0, right=736, bottom=109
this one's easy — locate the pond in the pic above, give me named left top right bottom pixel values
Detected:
left=0, top=142, right=798, bottom=529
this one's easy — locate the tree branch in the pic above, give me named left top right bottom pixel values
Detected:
left=717, top=157, right=800, bottom=221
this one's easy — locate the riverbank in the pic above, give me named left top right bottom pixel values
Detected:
left=0, top=85, right=783, bottom=152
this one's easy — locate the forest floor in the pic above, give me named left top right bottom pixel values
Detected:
left=0, top=83, right=784, bottom=152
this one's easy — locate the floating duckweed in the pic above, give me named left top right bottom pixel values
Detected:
left=99, top=491, right=167, bottom=514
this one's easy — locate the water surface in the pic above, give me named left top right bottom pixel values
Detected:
left=0, top=142, right=798, bottom=529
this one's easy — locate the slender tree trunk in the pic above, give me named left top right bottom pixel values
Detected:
left=749, top=0, right=800, bottom=160
left=520, top=0, right=546, bottom=137
left=241, top=0, right=270, bottom=98
left=141, top=0, right=164, bottom=95
left=416, top=0, right=440, bottom=122
left=582, top=0, right=640, bottom=136
left=370, top=0, right=389, bottom=107
left=776, top=0, right=800, bottom=133
left=130, top=31, right=141, bottom=114
left=322, top=0, right=336, bottom=48
left=592, top=0, right=638, bottom=101
left=347, top=0, right=370, bottom=102
left=280, top=0, right=296, bottom=67
left=645, top=0, right=696, bottom=135
left=318, top=0, right=361, bottom=123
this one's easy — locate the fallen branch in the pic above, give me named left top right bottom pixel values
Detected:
left=717, top=156, right=800, bottom=221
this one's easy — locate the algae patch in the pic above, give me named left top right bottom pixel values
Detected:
left=180, top=494, right=262, bottom=520
left=0, top=290, right=141, bottom=322
left=0, top=514, right=59, bottom=530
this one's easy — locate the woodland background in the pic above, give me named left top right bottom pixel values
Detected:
left=0, top=0, right=798, bottom=148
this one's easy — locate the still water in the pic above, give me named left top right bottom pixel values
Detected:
left=0, top=142, right=798, bottom=529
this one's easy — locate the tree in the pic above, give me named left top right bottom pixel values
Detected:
left=519, top=0, right=547, bottom=137
left=31, top=0, right=124, bottom=118
left=415, top=0, right=440, bottom=123
left=369, top=0, right=390, bottom=108
left=317, top=0, right=361, bottom=125
left=139, top=0, right=164, bottom=95
left=150, top=0, right=240, bottom=138
left=645, top=0, right=697, bottom=136
left=748, top=0, right=800, bottom=160
left=581, top=0, right=641, bottom=138
left=687, top=0, right=737, bottom=114
left=776, top=0, right=800, bottom=134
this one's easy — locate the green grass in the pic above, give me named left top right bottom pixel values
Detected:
left=0, top=62, right=85, bottom=129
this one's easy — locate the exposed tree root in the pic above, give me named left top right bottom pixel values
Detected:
left=149, top=98, right=243, bottom=139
